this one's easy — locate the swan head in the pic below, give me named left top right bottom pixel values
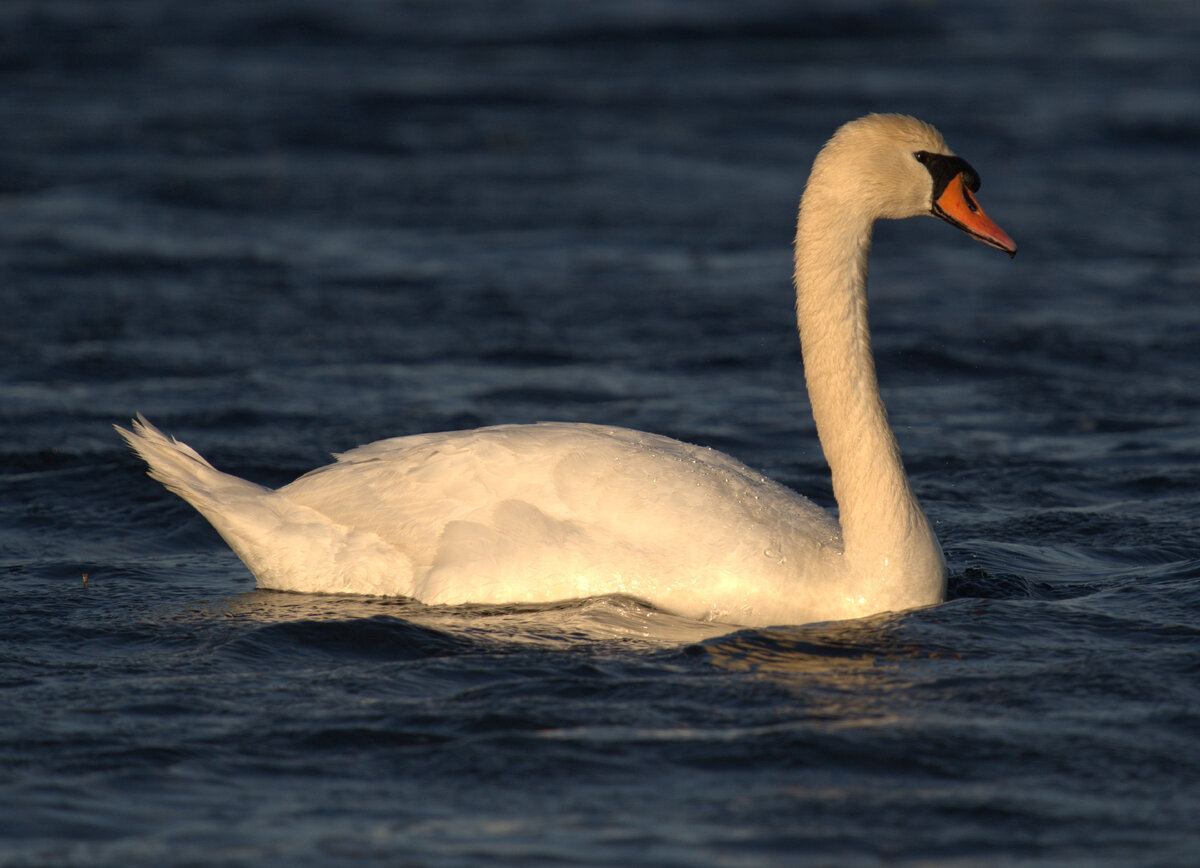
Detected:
left=808, top=114, right=1017, bottom=256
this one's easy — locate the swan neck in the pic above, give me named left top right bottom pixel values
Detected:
left=793, top=188, right=923, bottom=557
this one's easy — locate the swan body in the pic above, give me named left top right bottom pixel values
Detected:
left=118, top=114, right=1015, bottom=628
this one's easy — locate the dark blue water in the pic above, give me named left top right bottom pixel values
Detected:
left=3, top=1, right=1200, bottom=864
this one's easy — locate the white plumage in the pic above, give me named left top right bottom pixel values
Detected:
left=119, top=114, right=1016, bottom=627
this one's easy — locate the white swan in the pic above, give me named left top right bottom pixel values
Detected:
left=118, top=114, right=1016, bottom=628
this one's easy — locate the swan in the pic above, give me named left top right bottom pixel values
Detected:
left=118, top=114, right=1016, bottom=628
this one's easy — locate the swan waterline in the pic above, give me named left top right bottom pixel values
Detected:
left=118, top=114, right=1016, bottom=628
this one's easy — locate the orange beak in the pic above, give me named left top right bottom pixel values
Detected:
left=933, top=173, right=1017, bottom=257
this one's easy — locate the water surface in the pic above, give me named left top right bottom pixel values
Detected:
left=2, top=1, right=1199, bottom=865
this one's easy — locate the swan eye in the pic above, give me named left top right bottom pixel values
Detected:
left=913, top=151, right=930, bottom=163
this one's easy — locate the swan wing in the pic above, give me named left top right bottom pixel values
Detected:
left=279, top=423, right=840, bottom=620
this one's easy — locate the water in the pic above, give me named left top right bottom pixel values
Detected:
left=3, top=0, right=1200, bottom=864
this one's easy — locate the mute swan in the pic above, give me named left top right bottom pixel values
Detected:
left=118, top=114, right=1015, bottom=628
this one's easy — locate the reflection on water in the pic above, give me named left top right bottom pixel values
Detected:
left=694, top=614, right=941, bottom=731
left=697, top=611, right=943, bottom=674
left=210, top=588, right=735, bottom=646
left=208, top=588, right=944, bottom=683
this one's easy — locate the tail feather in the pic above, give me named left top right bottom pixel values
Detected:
left=116, top=415, right=415, bottom=595
left=114, top=414, right=270, bottom=511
